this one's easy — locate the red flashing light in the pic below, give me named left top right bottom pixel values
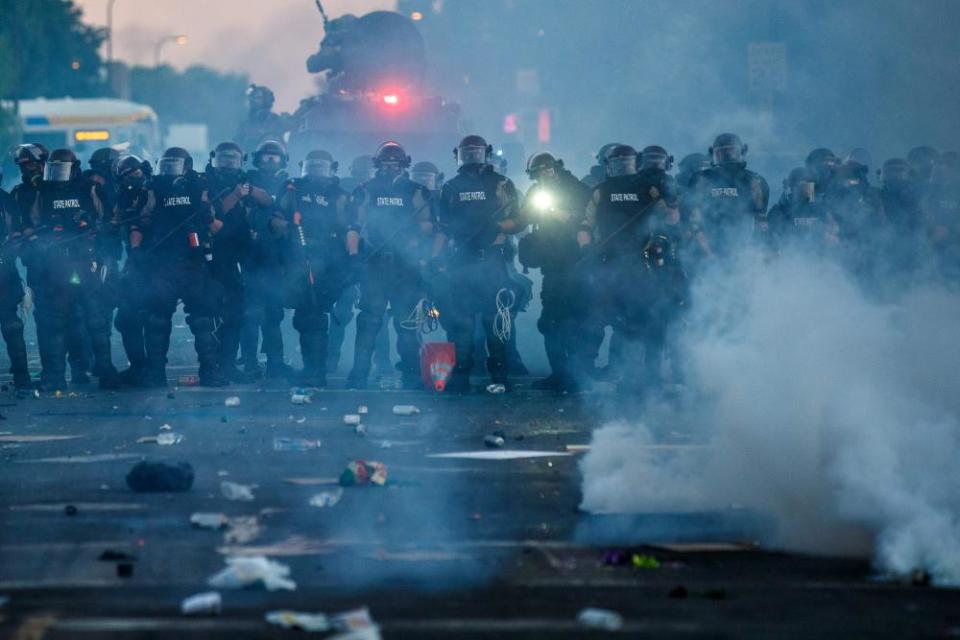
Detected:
left=503, top=113, right=518, bottom=134
left=537, top=109, right=551, bottom=143
left=383, top=94, right=399, bottom=105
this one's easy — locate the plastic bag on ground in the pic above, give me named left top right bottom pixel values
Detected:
left=220, top=481, right=256, bottom=501
left=207, top=556, right=296, bottom=591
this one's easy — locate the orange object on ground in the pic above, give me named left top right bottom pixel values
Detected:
left=420, top=342, right=455, bottom=392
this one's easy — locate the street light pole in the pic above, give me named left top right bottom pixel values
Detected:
left=153, top=34, right=188, bottom=67
left=106, top=0, right=117, bottom=90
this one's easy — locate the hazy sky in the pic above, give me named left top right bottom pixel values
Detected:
left=76, top=0, right=391, bottom=111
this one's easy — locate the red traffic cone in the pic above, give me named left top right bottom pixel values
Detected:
left=420, top=342, right=456, bottom=392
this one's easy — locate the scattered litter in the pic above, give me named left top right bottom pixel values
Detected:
left=21, top=453, right=141, bottom=464
left=181, top=591, right=222, bottom=616
left=565, top=444, right=591, bottom=453
left=136, top=436, right=158, bottom=444
left=331, top=607, right=381, bottom=639
left=308, top=488, right=344, bottom=508
left=391, top=405, right=420, bottom=416
left=159, top=424, right=173, bottom=431
left=428, top=450, right=572, bottom=460
left=191, top=513, right=229, bottom=530
left=295, top=416, right=307, bottom=424
left=379, top=440, right=393, bottom=449
left=126, top=461, right=194, bottom=492
left=632, top=554, right=661, bottom=569
left=157, top=432, right=184, bottom=446
left=99, top=549, right=136, bottom=562
left=266, top=610, right=330, bottom=632
left=290, top=391, right=312, bottom=405
left=577, top=607, right=623, bottom=631
left=220, top=481, right=256, bottom=501
left=283, top=477, right=338, bottom=486
left=357, top=405, right=368, bottom=414
left=273, top=437, right=322, bottom=451
left=207, top=556, right=296, bottom=591
left=486, top=384, right=506, bottom=394
left=144, top=415, right=153, bottom=421
left=224, top=396, right=241, bottom=407
left=354, top=424, right=367, bottom=436
left=339, top=460, right=388, bottom=487
left=343, top=414, right=361, bottom=425
left=64, top=504, right=78, bottom=516
left=484, top=431, right=506, bottom=448
left=218, top=470, right=229, bottom=477
left=224, top=516, right=262, bottom=544
left=0, top=434, right=82, bottom=443
left=668, top=585, right=688, bottom=599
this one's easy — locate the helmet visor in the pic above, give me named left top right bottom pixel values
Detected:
left=410, top=171, right=437, bottom=190
left=43, top=161, right=73, bottom=183
left=606, top=155, right=636, bottom=177
left=213, top=149, right=243, bottom=170
left=301, top=158, right=332, bottom=179
left=642, top=151, right=668, bottom=171
left=158, top=157, right=187, bottom=177
left=458, top=145, right=487, bottom=166
left=713, top=144, right=742, bottom=165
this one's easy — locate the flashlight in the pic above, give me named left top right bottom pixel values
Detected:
left=532, top=189, right=554, bottom=215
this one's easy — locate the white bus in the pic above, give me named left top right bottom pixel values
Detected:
left=15, top=97, right=161, bottom=162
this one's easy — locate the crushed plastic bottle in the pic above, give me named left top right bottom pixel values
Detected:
left=391, top=405, right=420, bottom=416
left=272, top=437, right=322, bottom=451
left=486, top=384, right=506, bottom=394
left=190, top=513, right=229, bottom=530
left=577, top=608, right=623, bottom=631
left=224, top=396, right=241, bottom=407
left=181, top=591, right=222, bottom=615
left=157, top=432, right=184, bottom=446
left=308, top=488, right=344, bottom=508
left=220, top=481, right=256, bottom=501
left=484, top=433, right=505, bottom=448
left=290, top=392, right=312, bottom=405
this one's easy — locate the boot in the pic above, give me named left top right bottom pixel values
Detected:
left=142, top=315, right=170, bottom=388
left=295, top=329, right=327, bottom=388
left=2, top=319, right=32, bottom=390
left=192, top=319, right=227, bottom=387
left=39, top=331, right=68, bottom=391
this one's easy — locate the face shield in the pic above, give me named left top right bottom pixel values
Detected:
left=43, top=161, right=74, bottom=183
left=641, top=151, right=669, bottom=171
left=119, top=168, right=146, bottom=189
left=606, top=154, right=637, bottom=177
left=531, top=165, right=558, bottom=184
left=158, top=157, right=187, bottom=177
left=257, top=153, right=282, bottom=173
left=301, top=158, right=332, bottom=179
left=458, top=145, right=487, bottom=166
left=712, top=144, right=742, bottom=166
left=213, top=149, right=243, bottom=171
left=410, top=170, right=437, bottom=191
left=17, top=160, right=42, bottom=182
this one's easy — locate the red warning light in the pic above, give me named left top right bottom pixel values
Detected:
left=383, top=94, right=399, bottom=105
left=503, top=113, right=518, bottom=134
left=537, top=109, right=551, bottom=143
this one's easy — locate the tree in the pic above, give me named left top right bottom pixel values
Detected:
left=129, top=65, right=249, bottom=149
left=0, top=0, right=106, bottom=100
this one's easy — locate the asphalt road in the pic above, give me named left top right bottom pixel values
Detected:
left=0, top=369, right=958, bottom=639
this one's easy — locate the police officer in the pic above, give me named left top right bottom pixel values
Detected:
left=581, top=143, right=622, bottom=189
left=767, top=167, right=837, bottom=250
left=805, top=148, right=839, bottom=196
left=346, top=142, right=434, bottom=390
left=138, top=147, right=225, bottom=387
left=518, top=152, right=591, bottom=392
left=579, top=144, right=680, bottom=389
left=234, top=84, right=291, bottom=155
left=879, top=158, right=923, bottom=276
left=277, top=149, right=358, bottom=387
left=907, top=146, right=939, bottom=195
left=9, top=144, right=49, bottom=230
left=111, top=155, right=154, bottom=385
left=410, top=161, right=444, bottom=195
left=239, top=140, right=291, bottom=379
left=925, top=151, right=960, bottom=277
left=687, top=133, right=769, bottom=261
left=205, top=142, right=269, bottom=383
left=25, top=149, right=119, bottom=390
left=675, top=153, right=711, bottom=192
left=0, top=182, right=31, bottom=388
left=436, top=135, right=521, bottom=392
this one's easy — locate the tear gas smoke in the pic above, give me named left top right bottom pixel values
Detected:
left=580, top=247, right=960, bottom=585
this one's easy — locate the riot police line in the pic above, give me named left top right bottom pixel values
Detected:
left=0, top=134, right=957, bottom=393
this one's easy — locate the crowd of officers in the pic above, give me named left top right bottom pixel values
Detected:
left=0, top=133, right=957, bottom=394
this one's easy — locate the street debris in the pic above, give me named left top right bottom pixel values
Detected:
left=330, top=607, right=381, bottom=639
left=486, top=384, right=506, bottom=394
left=354, top=423, right=367, bottom=436
left=159, top=423, right=173, bottom=431
left=603, top=549, right=629, bottom=566
left=181, top=591, right=222, bottom=615
left=290, top=390, right=312, bottom=404
left=0, top=434, right=82, bottom=443
left=484, top=431, right=506, bottom=448
left=343, top=414, right=362, bottom=425
left=283, top=477, right=339, bottom=486
left=126, top=461, right=194, bottom=492
left=191, top=513, right=229, bottom=530
left=224, top=396, right=241, bottom=407
left=224, top=516, right=262, bottom=544
left=632, top=553, right=661, bottom=569
left=308, top=488, right=344, bottom=508
left=577, top=607, right=623, bottom=631
left=392, top=405, right=420, bottom=416
left=64, top=504, right=78, bottom=516
left=357, top=405, right=368, bottom=414
left=265, top=610, right=330, bottom=632
left=428, top=450, right=572, bottom=460
left=207, top=556, right=296, bottom=591
left=339, top=460, right=388, bottom=486
left=157, top=432, right=184, bottom=446
left=220, top=481, right=256, bottom=501
left=273, top=437, right=322, bottom=451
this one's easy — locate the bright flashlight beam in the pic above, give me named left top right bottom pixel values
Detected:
left=383, top=94, right=399, bottom=105
left=532, top=190, right=554, bottom=213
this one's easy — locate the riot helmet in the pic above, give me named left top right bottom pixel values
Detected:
left=114, top=154, right=149, bottom=189
left=785, top=167, right=816, bottom=202
left=89, top=147, right=120, bottom=178
left=411, top=161, right=441, bottom=191
left=525, top=152, right=559, bottom=182
left=300, top=149, right=337, bottom=179
left=881, top=158, right=912, bottom=190
left=210, top=142, right=245, bottom=172
left=605, top=144, right=638, bottom=177
left=907, top=145, right=939, bottom=183
left=253, top=140, right=288, bottom=173
left=158, top=147, right=193, bottom=177
left=43, top=148, right=80, bottom=183
left=710, top=133, right=746, bottom=166
left=455, top=134, right=491, bottom=167
left=805, top=148, right=839, bottom=185
left=246, top=84, right=275, bottom=113
left=641, top=145, right=673, bottom=171
left=13, top=143, right=49, bottom=182
left=349, top=155, right=376, bottom=182
left=373, top=141, right=410, bottom=175
left=676, top=153, right=711, bottom=187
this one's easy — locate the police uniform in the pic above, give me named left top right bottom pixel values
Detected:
left=277, top=174, right=351, bottom=386
left=347, top=172, right=433, bottom=389
left=139, top=171, right=223, bottom=386
left=0, top=188, right=30, bottom=388
left=687, top=163, right=769, bottom=259
left=112, top=179, right=153, bottom=384
left=437, top=163, right=519, bottom=390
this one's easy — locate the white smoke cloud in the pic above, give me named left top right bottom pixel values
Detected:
left=580, top=247, right=960, bottom=585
